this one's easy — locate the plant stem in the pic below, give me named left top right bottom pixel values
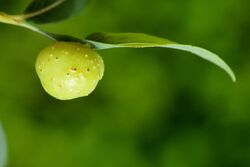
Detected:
left=0, top=12, right=56, bottom=41
left=0, top=0, right=87, bottom=43
left=0, top=0, right=66, bottom=41
left=0, top=12, right=23, bottom=26
left=17, top=0, right=65, bottom=20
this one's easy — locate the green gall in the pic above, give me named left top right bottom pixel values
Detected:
left=36, top=42, right=104, bottom=100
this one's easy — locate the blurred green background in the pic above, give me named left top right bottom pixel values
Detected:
left=0, top=0, right=250, bottom=166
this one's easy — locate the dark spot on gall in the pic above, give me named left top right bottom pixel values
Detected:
left=71, top=67, right=77, bottom=72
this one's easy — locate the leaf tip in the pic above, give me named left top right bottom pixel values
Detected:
left=231, top=72, right=237, bottom=83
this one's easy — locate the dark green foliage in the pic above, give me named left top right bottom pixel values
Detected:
left=25, top=0, right=90, bottom=23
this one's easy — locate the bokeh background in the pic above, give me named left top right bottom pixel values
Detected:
left=0, top=0, right=250, bottom=166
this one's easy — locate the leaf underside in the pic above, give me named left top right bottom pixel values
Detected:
left=25, top=0, right=90, bottom=24
left=85, top=32, right=236, bottom=82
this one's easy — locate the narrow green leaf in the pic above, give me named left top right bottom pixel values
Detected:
left=85, top=32, right=236, bottom=82
left=86, top=32, right=176, bottom=47
left=0, top=122, right=7, bottom=167
left=25, top=0, right=90, bottom=24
